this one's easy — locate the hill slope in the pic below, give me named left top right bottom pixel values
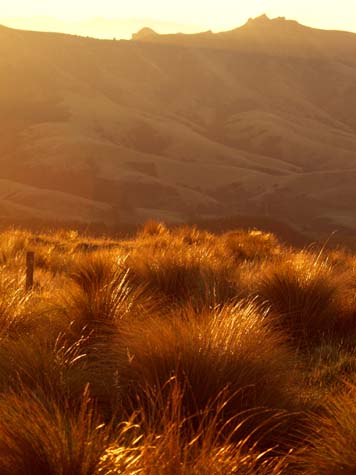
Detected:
left=1, top=16, right=356, bottom=234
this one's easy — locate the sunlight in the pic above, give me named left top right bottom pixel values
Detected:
left=0, top=0, right=355, bottom=37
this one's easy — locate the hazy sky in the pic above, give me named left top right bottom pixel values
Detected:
left=1, top=0, right=356, bottom=37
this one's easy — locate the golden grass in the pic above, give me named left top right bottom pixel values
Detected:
left=118, top=303, right=300, bottom=422
left=64, top=252, right=142, bottom=331
left=252, top=252, right=340, bottom=344
left=222, top=229, right=282, bottom=262
left=124, top=240, right=238, bottom=309
left=0, top=223, right=353, bottom=472
left=101, top=382, right=292, bottom=474
left=297, top=381, right=356, bottom=475
left=0, top=387, right=110, bottom=475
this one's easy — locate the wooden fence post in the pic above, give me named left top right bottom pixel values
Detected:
left=26, top=251, right=35, bottom=291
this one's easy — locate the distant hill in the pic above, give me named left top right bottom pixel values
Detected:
left=132, top=27, right=159, bottom=40
left=1, top=15, right=356, bottom=237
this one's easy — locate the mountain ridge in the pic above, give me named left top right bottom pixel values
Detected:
left=1, top=16, right=356, bottom=237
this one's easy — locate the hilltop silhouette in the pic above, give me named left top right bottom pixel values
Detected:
left=1, top=16, right=356, bottom=236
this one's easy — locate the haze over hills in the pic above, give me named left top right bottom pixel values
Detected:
left=1, top=15, right=356, bottom=237
left=0, top=17, right=202, bottom=39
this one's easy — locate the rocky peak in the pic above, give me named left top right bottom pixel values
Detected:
left=245, top=14, right=299, bottom=28
left=132, top=27, right=159, bottom=41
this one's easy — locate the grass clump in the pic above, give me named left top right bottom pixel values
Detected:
left=117, top=302, right=302, bottom=448
left=298, top=381, right=356, bottom=475
left=62, top=252, right=152, bottom=337
left=101, top=390, right=291, bottom=475
left=139, top=220, right=169, bottom=237
left=0, top=388, right=110, bottom=475
left=125, top=243, right=238, bottom=309
left=223, top=229, right=282, bottom=262
left=254, top=252, right=340, bottom=345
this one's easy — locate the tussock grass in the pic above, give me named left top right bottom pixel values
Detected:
left=125, top=243, right=238, bottom=309
left=0, top=224, right=353, bottom=472
left=101, top=383, right=291, bottom=474
left=57, top=252, right=159, bottom=416
left=62, top=252, right=153, bottom=337
left=117, top=302, right=302, bottom=448
left=305, top=342, right=356, bottom=398
left=0, top=271, right=48, bottom=338
left=253, top=253, right=340, bottom=344
left=0, top=387, right=110, bottom=475
left=0, top=334, right=90, bottom=407
left=298, top=381, right=356, bottom=475
left=139, top=219, right=169, bottom=237
left=174, top=225, right=216, bottom=246
left=223, top=229, right=282, bottom=262
left=0, top=229, right=30, bottom=265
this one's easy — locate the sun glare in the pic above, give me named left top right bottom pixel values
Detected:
left=0, top=0, right=355, bottom=37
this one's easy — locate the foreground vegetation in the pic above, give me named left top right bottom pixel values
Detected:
left=0, top=222, right=355, bottom=474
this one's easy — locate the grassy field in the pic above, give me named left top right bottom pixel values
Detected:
left=0, top=222, right=355, bottom=474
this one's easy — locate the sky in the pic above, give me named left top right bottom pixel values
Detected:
left=0, top=0, right=355, bottom=38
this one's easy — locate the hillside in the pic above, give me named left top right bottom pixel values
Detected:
left=1, top=16, right=356, bottom=235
